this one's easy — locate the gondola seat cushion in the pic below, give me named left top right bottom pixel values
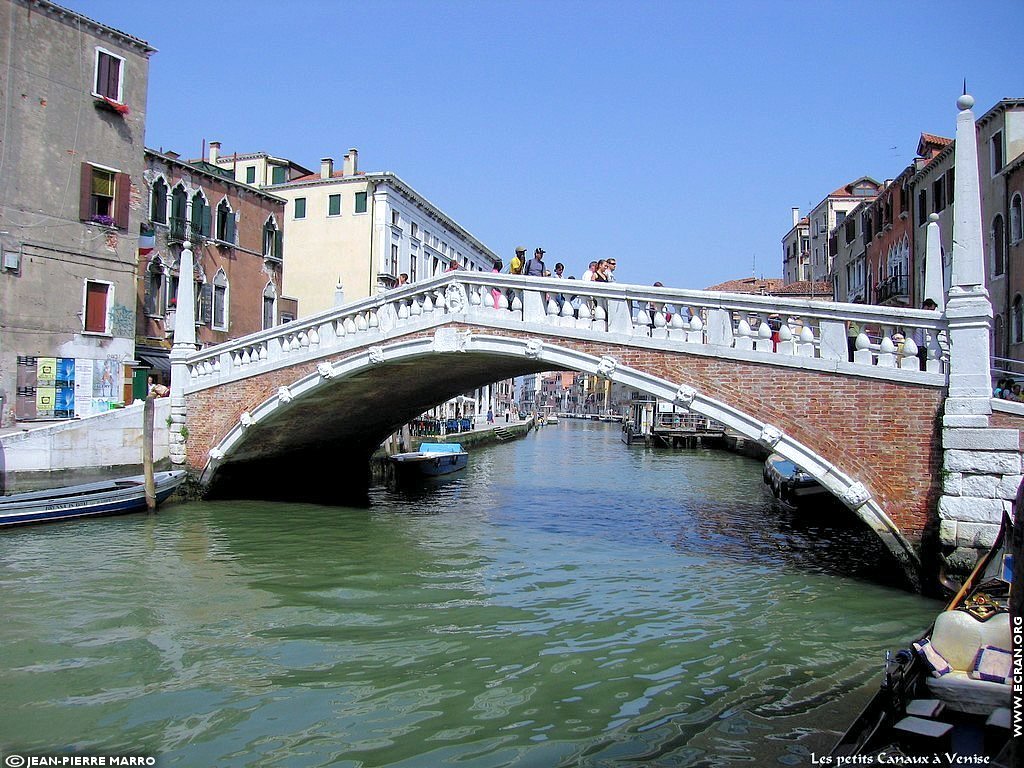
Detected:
left=924, top=610, right=1011, bottom=715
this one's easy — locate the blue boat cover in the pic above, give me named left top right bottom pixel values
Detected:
left=419, top=443, right=464, bottom=453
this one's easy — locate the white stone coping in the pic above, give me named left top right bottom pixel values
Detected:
left=991, top=398, right=1024, bottom=417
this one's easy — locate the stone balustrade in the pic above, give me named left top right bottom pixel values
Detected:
left=184, top=272, right=951, bottom=389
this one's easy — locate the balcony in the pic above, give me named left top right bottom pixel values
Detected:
left=876, top=273, right=909, bottom=304
left=168, top=217, right=207, bottom=245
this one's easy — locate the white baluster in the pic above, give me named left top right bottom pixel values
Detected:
left=397, top=301, right=410, bottom=321
left=576, top=300, right=592, bottom=330
left=685, top=313, right=704, bottom=344
left=309, top=328, right=320, bottom=348
left=510, top=291, right=523, bottom=317
left=546, top=296, right=560, bottom=323
left=797, top=324, right=815, bottom=357
left=410, top=299, right=422, bottom=318
left=434, top=291, right=446, bottom=313
left=422, top=294, right=434, bottom=314
left=735, top=317, right=754, bottom=351
left=900, top=335, right=919, bottom=370
left=559, top=297, right=575, bottom=328
left=335, top=318, right=347, bottom=337
left=593, top=302, right=607, bottom=331
left=356, top=313, right=368, bottom=331
left=468, top=287, right=481, bottom=307
left=344, top=316, right=358, bottom=334
left=877, top=335, right=897, bottom=367
left=368, top=311, right=380, bottom=329
left=635, top=308, right=652, bottom=338
left=667, top=311, right=686, bottom=341
left=497, top=290, right=510, bottom=311
left=854, top=332, right=873, bottom=365
left=777, top=323, right=795, bottom=355
left=755, top=315, right=773, bottom=353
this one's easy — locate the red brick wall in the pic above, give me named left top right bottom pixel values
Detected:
left=185, top=324, right=946, bottom=540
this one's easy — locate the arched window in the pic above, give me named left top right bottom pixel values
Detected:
left=191, top=191, right=210, bottom=239
left=263, top=217, right=281, bottom=260
left=150, top=177, right=168, bottom=224
left=170, top=185, right=188, bottom=239
left=1011, top=193, right=1023, bottom=244
left=992, top=214, right=1006, bottom=277
left=1014, top=296, right=1024, bottom=345
left=262, top=282, right=277, bottom=329
left=212, top=269, right=229, bottom=330
left=144, top=256, right=165, bottom=316
left=995, top=314, right=1005, bottom=357
left=216, top=199, right=235, bottom=244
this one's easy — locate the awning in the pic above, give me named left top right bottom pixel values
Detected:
left=137, top=351, right=171, bottom=375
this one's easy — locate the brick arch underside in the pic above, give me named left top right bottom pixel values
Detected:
left=186, top=326, right=944, bottom=546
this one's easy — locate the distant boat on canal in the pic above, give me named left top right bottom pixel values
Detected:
left=389, top=442, right=468, bottom=481
left=0, top=470, right=186, bottom=528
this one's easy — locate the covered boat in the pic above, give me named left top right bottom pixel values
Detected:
left=0, top=471, right=187, bottom=528
left=831, top=514, right=1014, bottom=763
left=388, top=442, right=468, bottom=480
left=762, top=453, right=828, bottom=506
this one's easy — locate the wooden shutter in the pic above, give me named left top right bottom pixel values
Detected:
left=114, top=172, right=130, bottom=229
left=79, top=163, right=93, bottom=220
left=84, top=282, right=108, bottom=332
left=274, top=230, right=283, bottom=259
left=202, top=205, right=212, bottom=237
left=199, top=283, right=213, bottom=325
left=225, top=213, right=236, bottom=244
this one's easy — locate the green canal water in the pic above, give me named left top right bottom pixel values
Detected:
left=0, top=420, right=941, bottom=767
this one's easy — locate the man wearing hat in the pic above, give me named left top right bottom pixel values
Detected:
left=525, top=247, right=546, bottom=277
left=510, top=246, right=526, bottom=275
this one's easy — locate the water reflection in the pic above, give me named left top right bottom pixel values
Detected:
left=0, top=420, right=939, bottom=767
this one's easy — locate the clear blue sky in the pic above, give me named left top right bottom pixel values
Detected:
left=64, top=0, right=1023, bottom=290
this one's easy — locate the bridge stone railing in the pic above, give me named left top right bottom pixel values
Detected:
left=184, top=272, right=949, bottom=389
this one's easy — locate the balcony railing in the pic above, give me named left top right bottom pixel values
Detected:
left=168, top=217, right=207, bottom=245
left=876, top=274, right=909, bottom=304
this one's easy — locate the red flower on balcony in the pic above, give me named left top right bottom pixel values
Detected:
left=95, top=96, right=129, bottom=116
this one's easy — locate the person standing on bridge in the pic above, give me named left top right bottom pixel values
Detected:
left=582, top=261, right=598, bottom=282
left=510, top=246, right=526, bottom=276
left=525, top=248, right=546, bottom=277
left=911, top=298, right=938, bottom=371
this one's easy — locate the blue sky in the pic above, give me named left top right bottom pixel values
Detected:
left=64, top=0, right=1023, bottom=290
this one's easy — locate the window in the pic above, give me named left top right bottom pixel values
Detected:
left=93, top=48, right=124, bottom=102
left=411, top=222, right=419, bottom=239
left=84, top=280, right=111, bottom=333
left=150, top=178, right=168, bottom=224
left=1011, top=193, right=1023, bottom=244
left=144, top=257, right=165, bottom=316
left=1014, top=296, right=1024, bottom=345
left=834, top=211, right=846, bottom=227
left=271, top=166, right=286, bottom=184
left=294, top=197, right=306, bottom=219
left=245, top=166, right=256, bottom=185
left=263, top=283, right=277, bottom=329
left=169, top=185, right=188, bottom=240
left=409, top=253, right=417, bottom=282
left=946, top=169, right=955, bottom=204
left=391, top=209, right=400, bottom=226
left=391, top=244, right=399, bottom=276
left=844, top=218, right=855, bottom=244
left=216, top=199, right=235, bottom=243
left=212, top=269, right=228, bottom=331
left=191, top=193, right=211, bottom=239
left=992, top=132, right=1004, bottom=175
left=992, top=215, right=1006, bottom=277
left=79, top=163, right=130, bottom=228
left=900, top=183, right=910, bottom=215
left=917, top=189, right=928, bottom=226
left=263, top=218, right=282, bottom=260
left=354, top=191, right=367, bottom=213
left=328, top=194, right=341, bottom=216
left=932, top=178, right=946, bottom=213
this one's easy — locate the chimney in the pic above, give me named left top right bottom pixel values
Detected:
left=321, top=157, right=334, bottom=179
left=343, top=148, right=358, bottom=175
left=209, top=141, right=221, bottom=165
left=791, top=207, right=800, bottom=227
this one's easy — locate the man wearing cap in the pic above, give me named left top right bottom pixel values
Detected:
left=526, top=248, right=546, bottom=277
left=510, top=246, right=526, bottom=275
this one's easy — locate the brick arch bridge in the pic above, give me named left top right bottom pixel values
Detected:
left=177, top=271, right=972, bottom=581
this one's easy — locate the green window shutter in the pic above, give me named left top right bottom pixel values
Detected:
left=199, top=283, right=213, bottom=324
left=329, top=195, right=341, bottom=216
left=295, top=198, right=306, bottom=219
left=272, top=166, right=286, bottom=184
left=246, top=166, right=256, bottom=184
left=225, top=213, right=236, bottom=244
left=355, top=192, right=367, bottom=213
left=202, top=205, right=212, bottom=237
left=274, top=230, right=283, bottom=259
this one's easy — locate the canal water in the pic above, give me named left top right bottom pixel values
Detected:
left=0, top=420, right=941, bottom=767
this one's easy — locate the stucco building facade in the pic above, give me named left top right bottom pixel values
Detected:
left=0, top=0, right=154, bottom=425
